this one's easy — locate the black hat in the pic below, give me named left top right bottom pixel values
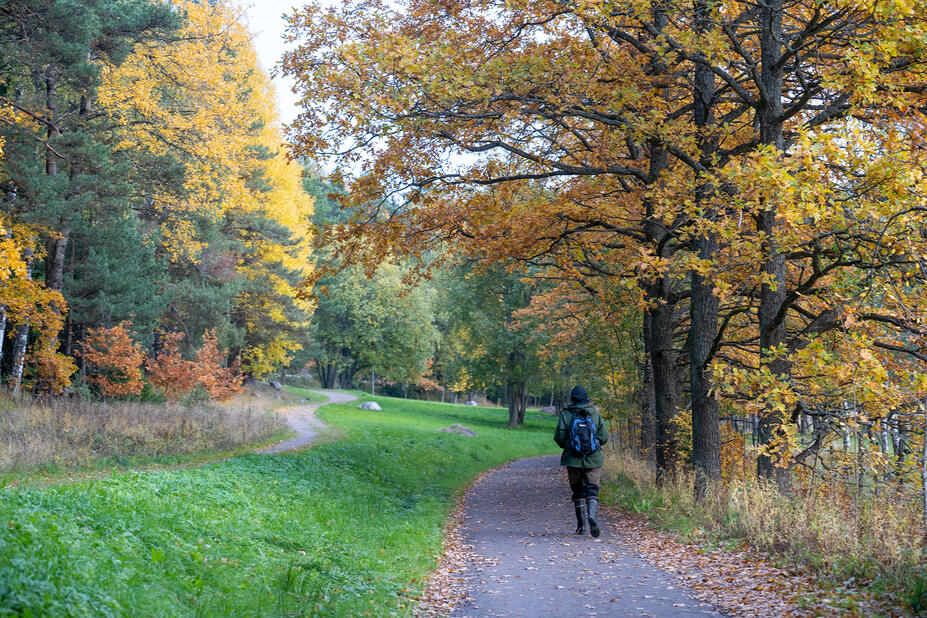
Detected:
left=570, top=385, right=589, bottom=404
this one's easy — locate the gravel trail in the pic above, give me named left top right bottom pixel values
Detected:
left=255, top=390, right=357, bottom=454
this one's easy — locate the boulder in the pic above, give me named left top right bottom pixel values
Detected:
left=269, top=380, right=283, bottom=391
left=359, top=401, right=382, bottom=411
left=438, top=424, right=476, bottom=437
left=539, top=405, right=558, bottom=415
left=464, top=400, right=478, bottom=406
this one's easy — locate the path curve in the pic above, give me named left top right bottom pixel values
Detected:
left=255, top=390, right=358, bottom=454
left=448, top=456, right=719, bottom=617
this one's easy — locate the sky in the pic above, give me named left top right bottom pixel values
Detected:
left=239, top=1, right=303, bottom=125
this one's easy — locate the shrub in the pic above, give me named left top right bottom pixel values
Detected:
left=194, top=330, right=244, bottom=402
left=146, top=330, right=243, bottom=403
left=81, top=321, right=146, bottom=397
left=145, top=331, right=198, bottom=402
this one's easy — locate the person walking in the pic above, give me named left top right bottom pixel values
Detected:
left=554, top=385, right=609, bottom=537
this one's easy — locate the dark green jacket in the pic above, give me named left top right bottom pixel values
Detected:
left=554, top=402, right=609, bottom=468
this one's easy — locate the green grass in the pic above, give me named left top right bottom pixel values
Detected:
left=0, top=395, right=557, bottom=616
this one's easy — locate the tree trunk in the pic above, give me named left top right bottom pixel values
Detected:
left=370, top=369, right=375, bottom=396
left=43, top=69, right=68, bottom=293
left=755, top=0, right=791, bottom=492
left=10, top=253, right=34, bottom=394
left=639, top=12, right=680, bottom=482
left=316, top=357, right=337, bottom=389
left=45, top=228, right=68, bottom=292
left=648, top=299, right=680, bottom=483
left=0, top=308, right=7, bottom=380
left=506, top=383, right=517, bottom=426
left=506, top=381, right=528, bottom=427
left=640, top=312, right=657, bottom=467
left=689, top=6, right=721, bottom=500
left=10, top=322, right=28, bottom=394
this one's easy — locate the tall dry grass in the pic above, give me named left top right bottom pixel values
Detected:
left=0, top=392, right=286, bottom=472
left=604, top=451, right=925, bottom=606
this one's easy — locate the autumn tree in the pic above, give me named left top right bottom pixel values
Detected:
left=81, top=321, right=145, bottom=397
left=145, top=331, right=198, bottom=402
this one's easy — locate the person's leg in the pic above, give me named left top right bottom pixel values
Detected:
left=567, top=467, right=586, bottom=534
left=584, top=467, right=603, bottom=537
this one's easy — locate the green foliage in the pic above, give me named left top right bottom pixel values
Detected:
left=0, top=396, right=557, bottom=616
left=66, top=213, right=165, bottom=339
left=309, top=264, right=437, bottom=388
left=907, top=571, right=927, bottom=615
left=439, top=264, right=542, bottom=394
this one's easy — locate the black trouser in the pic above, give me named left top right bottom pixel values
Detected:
left=567, top=466, right=602, bottom=500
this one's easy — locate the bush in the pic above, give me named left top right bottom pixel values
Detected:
left=146, top=330, right=243, bottom=403
left=81, top=322, right=146, bottom=397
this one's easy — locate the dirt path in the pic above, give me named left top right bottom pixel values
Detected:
left=255, top=390, right=358, bottom=454
left=443, top=456, right=719, bottom=617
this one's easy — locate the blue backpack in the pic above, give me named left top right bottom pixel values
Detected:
left=569, top=409, right=600, bottom=457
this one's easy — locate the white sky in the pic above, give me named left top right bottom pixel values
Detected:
left=238, top=1, right=304, bottom=125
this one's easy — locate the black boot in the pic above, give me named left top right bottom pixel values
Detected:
left=586, top=497, right=600, bottom=538
left=573, top=499, right=586, bottom=534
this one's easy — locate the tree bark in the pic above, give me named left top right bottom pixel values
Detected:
left=647, top=298, right=680, bottom=483
left=10, top=322, right=28, bottom=394
left=10, top=252, right=33, bottom=394
left=506, top=380, right=528, bottom=427
left=689, top=0, right=721, bottom=500
left=640, top=312, right=657, bottom=467
left=755, top=0, right=791, bottom=492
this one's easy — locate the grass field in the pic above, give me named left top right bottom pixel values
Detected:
left=0, top=395, right=557, bottom=616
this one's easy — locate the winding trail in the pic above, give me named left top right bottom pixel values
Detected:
left=449, top=456, right=720, bottom=617
left=255, top=390, right=358, bottom=454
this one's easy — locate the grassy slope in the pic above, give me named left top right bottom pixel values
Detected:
left=0, top=395, right=557, bottom=616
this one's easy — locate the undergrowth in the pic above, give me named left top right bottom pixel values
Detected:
left=0, top=395, right=557, bottom=616
left=603, top=451, right=925, bottom=614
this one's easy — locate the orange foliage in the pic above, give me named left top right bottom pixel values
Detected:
left=194, top=330, right=244, bottom=402
left=146, top=330, right=243, bottom=402
left=145, top=331, right=198, bottom=402
left=81, top=322, right=146, bottom=397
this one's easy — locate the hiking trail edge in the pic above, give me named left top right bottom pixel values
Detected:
left=255, top=390, right=357, bottom=454
left=448, top=455, right=720, bottom=617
